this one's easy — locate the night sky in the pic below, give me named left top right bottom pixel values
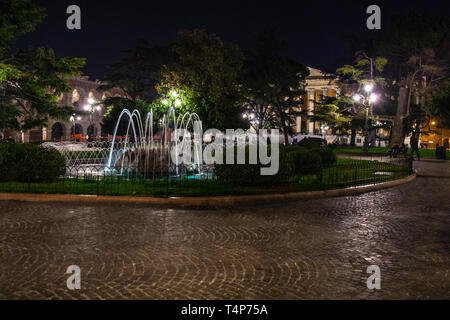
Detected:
left=17, top=0, right=450, bottom=80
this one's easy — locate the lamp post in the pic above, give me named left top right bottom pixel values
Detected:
left=163, top=91, right=182, bottom=109
left=69, top=113, right=76, bottom=141
left=162, top=90, right=183, bottom=176
left=353, top=83, right=378, bottom=155
left=84, top=98, right=101, bottom=139
left=162, top=90, right=183, bottom=143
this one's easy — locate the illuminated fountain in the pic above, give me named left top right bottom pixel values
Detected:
left=105, top=107, right=203, bottom=178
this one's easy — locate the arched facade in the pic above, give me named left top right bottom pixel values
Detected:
left=71, top=123, right=83, bottom=135
left=23, top=76, right=124, bottom=143
left=295, top=67, right=340, bottom=135
left=51, top=122, right=66, bottom=141
left=87, top=124, right=98, bottom=138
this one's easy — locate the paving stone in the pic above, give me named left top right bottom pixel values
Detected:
left=0, top=161, right=448, bottom=299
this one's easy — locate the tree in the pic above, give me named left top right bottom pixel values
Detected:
left=336, top=52, right=387, bottom=115
left=0, top=0, right=45, bottom=56
left=424, top=81, right=450, bottom=129
left=161, top=29, right=245, bottom=130
left=264, top=57, right=309, bottom=145
left=101, top=98, right=151, bottom=136
left=98, top=39, right=172, bottom=136
left=0, top=0, right=85, bottom=136
left=98, top=39, right=170, bottom=103
left=375, top=12, right=450, bottom=145
left=336, top=51, right=400, bottom=146
left=308, top=96, right=351, bottom=136
left=241, top=29, right=309, bottom=144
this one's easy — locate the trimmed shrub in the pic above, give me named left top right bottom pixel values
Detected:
left=0, top=142, right=66, bottom=182
left=213, top=145, right=285, bottom=186
left=213, top=145, right=325, bottom=185
left=297, top=137, right=327, bottom=148
left=280, top=145, right=334, bottom=171
left=293, top=139, right=337, bottom=168
left=312, top=147, right=337, bottom=167
left=284, top=148, right=322, bottom=175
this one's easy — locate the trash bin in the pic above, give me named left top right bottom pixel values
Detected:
left=436, top=146, right=447, bottom=160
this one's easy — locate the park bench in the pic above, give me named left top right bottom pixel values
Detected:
left=388, top=144, right=408, bottom=158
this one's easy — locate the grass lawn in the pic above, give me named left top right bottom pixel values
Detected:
left=0, top=159, right=408, bottom=198
left=335, top=146, right=449, bottom=159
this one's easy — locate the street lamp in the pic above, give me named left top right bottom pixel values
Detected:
left=84, top=99, right=101, bottom=139
left=353, top=83, right=378, bottom=155
left=353, top=94, right=362, bottom=102
left=163, top=91, right=183, bottom=110
left=69, top=114, right=76, bottom=141
left=364, top=84, right=374, bottom=93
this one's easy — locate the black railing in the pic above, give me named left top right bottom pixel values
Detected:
left=0, top=157, right=412, bottom=198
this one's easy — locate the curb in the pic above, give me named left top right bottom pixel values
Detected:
left=0, top=174, right=416, bottom=208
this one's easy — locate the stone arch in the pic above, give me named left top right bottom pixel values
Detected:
left=75, top=87, right=89, bottom=106
left=87, top=91, right=96, bottom=104
left=87, top=124, right=98, bottom=138
left=51, top=122, right=66, bottom=141
left=72, top=89, right=80, bottom=104
left=71, top=123, right=83, bottom=136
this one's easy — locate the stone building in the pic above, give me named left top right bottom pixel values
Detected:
left=295, top=67, right=340, bottom=135
left=17, top=68, right=376, bottom=146
left=21, top=76, right=123, bottom=143
left=420, top=120, right=450, bottom=149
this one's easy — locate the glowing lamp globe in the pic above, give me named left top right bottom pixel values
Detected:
left=364, top=84, right=373, bottom=93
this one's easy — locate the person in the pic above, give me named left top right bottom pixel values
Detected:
left=410, top=132, right=420, bottom=160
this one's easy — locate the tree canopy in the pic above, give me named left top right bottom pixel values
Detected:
left=374, top=11, right=450, bottom=143
left=161, top=29, right=246, bottom=130
left=0, top=0, right=85, bottom=135
left=241, top=29, right=309, bottom=143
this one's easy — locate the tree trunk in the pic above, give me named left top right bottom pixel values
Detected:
left=390, top=87, right=409, bottom=147
left=350, top=129, right=356, bottom=146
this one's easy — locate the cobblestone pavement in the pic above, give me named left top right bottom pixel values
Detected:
left=0, top=161, right=449, bottom=300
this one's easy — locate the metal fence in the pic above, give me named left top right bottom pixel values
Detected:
left=0, top=140, right=413, bottom=197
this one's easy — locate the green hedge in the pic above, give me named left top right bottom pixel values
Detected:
left=213, top=145, right=285, bottom=186
left=284, top=148, right=323, bottom=175
left=0, top=142, right=66, bottom=182
left=213, top=145, right=336, bottom=185
left=312, top=147, right=337, bottom=167
left=283, top=144, right=337, bottom=168
left=297, top=137, right=327, bottom=148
